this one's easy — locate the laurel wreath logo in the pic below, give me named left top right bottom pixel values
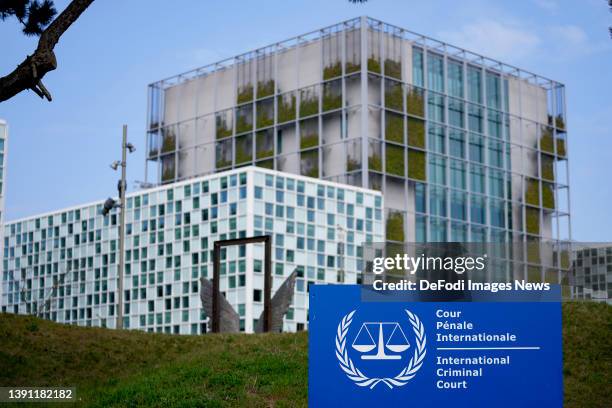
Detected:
left=335, top=310, right=427, bottom=389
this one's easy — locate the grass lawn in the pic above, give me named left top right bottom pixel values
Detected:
left=0, top=301, right=610, bottom=407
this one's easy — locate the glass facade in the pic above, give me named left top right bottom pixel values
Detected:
left=146, top=17, right=570, bottom=248
left=1, top=168, right=383, bottom=333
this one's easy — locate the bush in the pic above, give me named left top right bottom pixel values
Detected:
left=407, top=88, right=425, bottom=117
left=540, top=127, right=554, bottom=153
left=300, top=133, right=318, bottom=150
left=300, top=97, right=318, bottom=118
left=556, top=138, right=566, bottom=157
left=161, top=167, right=174, bottom=182
left=368, top=154, right=381, bottom=172
left=367, top=56, right=381, bottom=73
left=256, top=159, right=273, bottom=169
left=300, top=150, right=318, bottom=177
left=256, top=80, right=275, bottom=99
left=161, top=132, right=175, bottom=153
left=256, top=110, right=273, bottom=129
left=278, top=94, right=296, bottom=123
left=323, top=62, right=342, bottom=80
left=237, top=84, right=253, bottom=104
left=525, top=179, right=540, bottom=206
left=408, top=149, right=426, bottom=181
left=384, top=59, right=401, bottom=79
left=385, top=83, right=403, bottom=111
left=236, top=115, right=252, bottom=134
left=542, top=183, right=555, bottom=209
left=346, top=61, right=360, bottom=74
left=554, top=114, right=565, bottom=130
left=346, top=158, right=360, bottom=171
left=541, top=154, right=555, bottom=181
left=216, top=117, right=232, bottom=139
left=386, top=211, right=405, bottom=242
left=385, top=144, right=404, bottom=176
left=235, top=137, right=252, bottom=164
left=322, top=92, right=341, bottom=112
left=526, top=208, right=540, bottom=235
left=385, top=112, right=403, bottom=143
left=216, top=158, right=231, bottom=169
left=407, top=118, right=425, bottom=148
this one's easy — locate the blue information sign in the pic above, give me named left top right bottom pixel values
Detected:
left=309, top=285, right=562, bottom=407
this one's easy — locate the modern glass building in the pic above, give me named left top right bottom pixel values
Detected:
left=572, top=244, right=612, bottom=303
left=1, top=167, right=384, bottom=333
left=145, top=16, right=570, bottom=247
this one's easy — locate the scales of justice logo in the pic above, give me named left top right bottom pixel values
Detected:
left=335, top=310, right=427, bottom=389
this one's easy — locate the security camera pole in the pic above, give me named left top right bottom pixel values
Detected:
left=116, top=125, right=128, bottom=330
left=102, top=125, right=134, bottom=330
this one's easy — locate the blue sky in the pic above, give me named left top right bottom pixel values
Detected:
left=0, top=0, right=610, bottom=241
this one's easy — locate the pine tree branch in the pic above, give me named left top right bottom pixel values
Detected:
left=0, top=0, right=95, bottom=103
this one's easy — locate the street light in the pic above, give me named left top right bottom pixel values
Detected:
left=101, top=125, right=134, bottom=330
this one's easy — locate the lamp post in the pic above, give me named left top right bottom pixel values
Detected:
left=102, top=125, right=135, bottom=330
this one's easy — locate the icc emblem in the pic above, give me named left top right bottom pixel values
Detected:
left=335, top=310, right=427, bottom=389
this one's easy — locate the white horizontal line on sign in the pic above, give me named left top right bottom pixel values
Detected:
left=437, top=347, right=541, bottom=350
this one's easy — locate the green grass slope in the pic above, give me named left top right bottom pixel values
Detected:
left=0, top=302, right=610, bottom=407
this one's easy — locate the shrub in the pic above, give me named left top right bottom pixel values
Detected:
left=385, top=83, right=403, bottom=111
left=346, top=158, right=360, bottom=171
left=540, top=127, right=554, bottom=153
left=256, top=110, right=273, bottom=129
left=407, top=118, right=425, bottom=148
left=236, top=115, right=252, bottom=134
left=384, top=59, right=401, bottom=80
left=256, top=131, right=273, bottom=159
left=406, top=88, right=425, bottom=117
left=278, top=94, right=296, bottom=123
left=237, top=84, right=253, bottom=104
left=386, top=211, right=405, bottom=242
left=235, top=137, right=252, bottom=164
left=256, top=159, right=273, bottom=169
left=323, top=62, right=342, bottom=80
left=161, top=166, right=174, bottom=182
left=385, top=144, right=404, bottom=176
left=300, top=150, right=318, bottom=177
left=542, top=183, right=555, bottom=209
left=556, top=138, right=566, bottom=157
left=161, top=132, right=175, bottom=153
left=300, top=96, right=318, bottom=117
left=385, top=112, right=403, bottom=143
left=300, top=133, right=318, bottom=150
left=322, top=92, right=341, bottom=112
left=525, top=179, right=540, bottom=206
left=554, top=114, right=565, bottom=130
left=256, top=80, right=275, bottom=99
left=367, top=56, right=381, bottom=73
left=345, top=61, right=360, bottom=74
left=216, top=117, right=232, bottom=139
left=408, top=149, right=426, bottom=181
left=541, top=154, right=555, bottom=181
left=216, top=158, right=232, bottom=169
left=526, top=208, right=540, bottom=235
left=368, top=154, right=382, bottom=172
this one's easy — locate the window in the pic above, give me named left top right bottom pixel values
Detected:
left=467, top=66, right=482, bottom=104
left=412, top=48, right=424, bottom=87
left=449, top=130, right=465, bottom=158
left=427, top=53, right=444, bottom=92
left=486, top=72, right=501, bottom=109
left=447, top=60, right=464, bottom=98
